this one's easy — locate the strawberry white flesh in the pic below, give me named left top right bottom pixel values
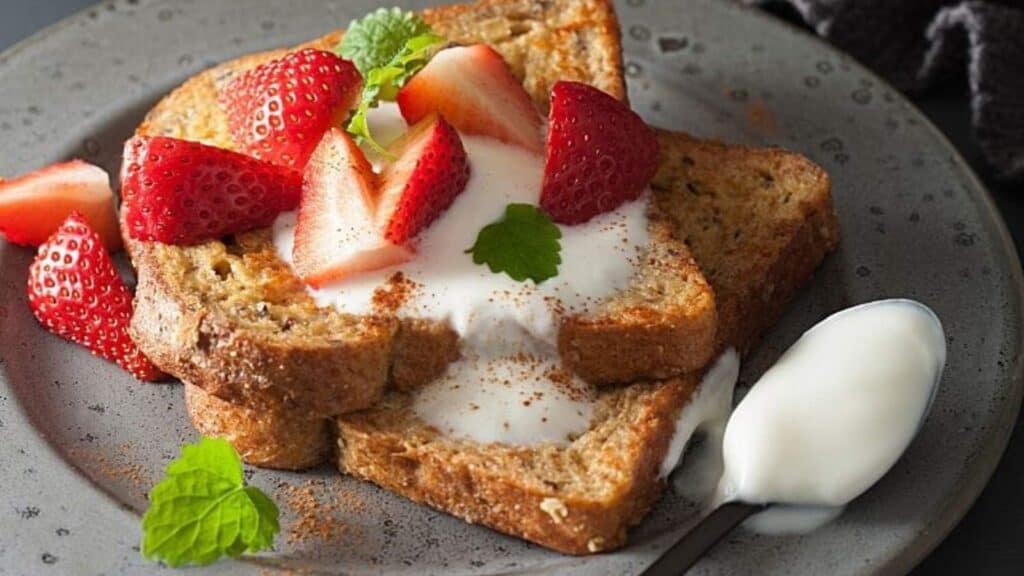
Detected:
left=377, top=114, right=471, bottom=244
left=397, top=44, right=543, bottom=154
left=293, top=129, right=412, bottom=286
left=0, top=160, right=121, bottom=251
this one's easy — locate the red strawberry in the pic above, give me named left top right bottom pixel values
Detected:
left=27, top=213, right=164, bottom=381
left=397, top=45, right=542, bottom=154
left=293, top=129, right=412, bottom=286
left=377, top=115, right=471, bottom=244
left=540, top=81, right=658, bottom=225
left=0, top=160, right=121, bottom=251
left=221, top=48, right=363, bottom=171
left=120, top=136, right=302, bottom=245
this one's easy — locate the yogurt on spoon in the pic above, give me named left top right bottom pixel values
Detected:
left=717, top=299, right=947, bottom=510
left=643, top=299, right=947, bottom=576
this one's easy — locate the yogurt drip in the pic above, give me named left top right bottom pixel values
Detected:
left=717, top=299, right=946, bottom=511
left=660, top=350, right=739, bottom=502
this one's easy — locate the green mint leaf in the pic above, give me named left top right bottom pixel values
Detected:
left=338, top=8, right=432, bottom=75
left=467, top=204, right=563, bottom=284
left=346, top=33, right=446, bottom=153
left=141, top=438, right=280, bottom=567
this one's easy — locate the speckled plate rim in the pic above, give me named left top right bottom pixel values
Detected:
left=0, top=0, right=1021, bottom=574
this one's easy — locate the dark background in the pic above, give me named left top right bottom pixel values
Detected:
left=1, top=1, right=1021, bottom=574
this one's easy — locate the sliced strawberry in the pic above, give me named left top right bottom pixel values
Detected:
left=293, top=129, right=412, bottom=286
left=0, top=160, right=121, bottom=251
left=120, top=136, right=302, bottom=245
left=397, top=44, right=542, bottom=154
left=540, top=81, right=659, bottom=225
left=376, top=115, right=471, bottom=244
left=221, top=48, right=363, bottom=171
left=27, top=213, right=165, bottom=381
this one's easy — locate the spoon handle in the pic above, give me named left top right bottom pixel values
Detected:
left=640, top=502, right=764, bottom=576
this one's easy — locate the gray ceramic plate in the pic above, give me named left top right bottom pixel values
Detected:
left=0, top=0, right=1021, bottom=574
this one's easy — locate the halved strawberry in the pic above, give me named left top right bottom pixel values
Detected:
left=539, top=81, right=658, bottom=225
left=377, top=115, right=471, bottom=244
left=221, top=48, right=363, bottom=171
left=397, top=44, right=543, bottom=154
left=120, top=136, right=302, bottom=245
left=27, top=212, right=165, bottom=381
left=0, top=160, right=121, bottom=251
left=293, top=129, right=412, bottom=286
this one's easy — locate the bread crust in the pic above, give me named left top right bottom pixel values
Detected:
left=128, top=230, right=398, bottom=418
left=184, top=382, right=331, bottom=470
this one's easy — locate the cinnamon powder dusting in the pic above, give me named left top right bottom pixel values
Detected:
left=278, top=479, right=366, bottom=546
left=371, top=272, right=420, bottom=314
left=69, top=442, right=149, bottom=488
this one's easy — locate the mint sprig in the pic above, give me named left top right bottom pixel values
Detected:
left=338, top=7, right=432, bottom=75
left=467, top=204, right=562, bottom=284
left=337, top=8, right=446, bottom=154
left=141, top=437, right=279, bottom=567
left=347, top=32, right=446, bottom=154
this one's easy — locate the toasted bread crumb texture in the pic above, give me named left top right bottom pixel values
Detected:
left=651, top=130, right=840, bottom=352
left=337, top=376, right=697, bottom=555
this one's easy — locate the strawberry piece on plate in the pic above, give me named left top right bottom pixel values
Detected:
left=27, top=212, right=165, bottom=382
left=221, top=48, right=363, bottom=171
left=397, top=44, right=542, bottom=154
left=120, top=136, right=302, bottom=245
left=293, top=129, right=412, bottom=286
left=377, top=114, right=471, bottom=244
left=540, top=81, right=658, bottom=225
left=0, top=160, right=121, bottom=251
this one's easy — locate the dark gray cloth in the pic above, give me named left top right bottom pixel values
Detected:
left=763, top=0, right=1024, bottom=182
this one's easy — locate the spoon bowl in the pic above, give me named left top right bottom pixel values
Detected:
left=643, top=299, right=947, bottom=575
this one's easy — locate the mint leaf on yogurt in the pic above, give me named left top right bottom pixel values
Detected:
left=467, top=203, right=562, bottom=284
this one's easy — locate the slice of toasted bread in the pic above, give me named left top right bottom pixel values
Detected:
left=128, top=0, right=717, bottom=422
left=335, top=133, right=838, bottom=554
left=651, top=131, right=840, bottom=352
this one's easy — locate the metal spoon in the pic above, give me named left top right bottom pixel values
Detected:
left=642, top=300, right=945, bottom=576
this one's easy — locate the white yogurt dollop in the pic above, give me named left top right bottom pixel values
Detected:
left=717, top=299, right=946, bottom=508
left=273, top=103, right=649, bottom=352
left=272, top=103, right=652, bottom=446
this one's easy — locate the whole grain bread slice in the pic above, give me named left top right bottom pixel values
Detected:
left=651, top=130, right=840, bottom=352
left=333, top=133, right=838, bottom=554
left=127, top=0, right=718, bottom=420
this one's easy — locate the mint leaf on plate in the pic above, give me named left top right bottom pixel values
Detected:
left=338, top=7, right=432, bottom=75
left=467, top=203, right=562, bottom=284
left=141, top=437, right=280, bottom=567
